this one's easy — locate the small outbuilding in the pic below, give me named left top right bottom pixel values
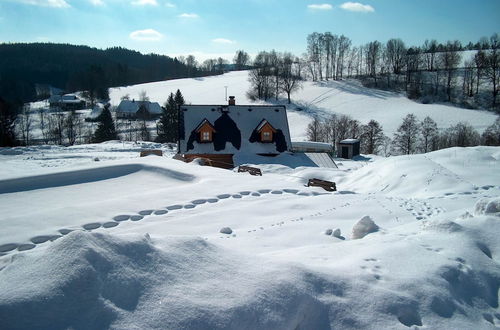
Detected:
left=337, top=139, right=360, bottom=159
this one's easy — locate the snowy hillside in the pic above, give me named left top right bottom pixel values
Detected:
left=0, top=143, right=499, bottom=329
left=109, top=71, right=498, bottom=140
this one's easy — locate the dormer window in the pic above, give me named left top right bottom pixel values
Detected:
left=254, top=119, right=277, bottom=143
left=262, top=131, right=272, bottom=142
left=195, top=118, right=216, bottom=143
left=201, top=131, right=211, bottom=142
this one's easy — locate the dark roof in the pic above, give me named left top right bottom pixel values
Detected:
left=180, top=105, right=292, bottom=154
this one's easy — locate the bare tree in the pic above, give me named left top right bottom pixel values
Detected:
left=279, top=53, right=302, bottom=103
left=420, top=116, right=438, bottom=153
left=17, top=105, right=32, bottom=146
left=233, top=50, right=250, bottom=70
left=393, top=113, right=420, bottom=155
left=484, top=33, right=499, bottom=107
left=306, top=116, right=322, bottom=141
left=360, top=120, right=384, bottom=154
left=439, top=41, right=462, bottom=102
left=65, top=110, right=82, bottom=145
left=386, top=38, right=406, bottom=74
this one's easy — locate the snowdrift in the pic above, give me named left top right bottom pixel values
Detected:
left=337, top=147, right=500, bottom=198
left=0, top=231, right=330, bottom=330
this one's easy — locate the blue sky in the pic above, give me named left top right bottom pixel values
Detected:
left=0, top=0, right=499, bottom=61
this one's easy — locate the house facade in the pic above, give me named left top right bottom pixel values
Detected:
left=177, top=97, right=292, bottom=168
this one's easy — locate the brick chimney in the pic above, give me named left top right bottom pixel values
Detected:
left=228, top=96, right=235, bottom=105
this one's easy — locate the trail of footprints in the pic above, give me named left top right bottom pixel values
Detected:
left=0, top=188, right=330, bottom=255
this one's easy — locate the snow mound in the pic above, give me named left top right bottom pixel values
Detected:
left=475, top=197, right=500, bottom=216
left=338, top=147, right=500, bottom=198
left=0, top=164, right=195, bottom=194
left=0, top=231, right=330, bottom=330
left=352, top=216, right=379, bottom=239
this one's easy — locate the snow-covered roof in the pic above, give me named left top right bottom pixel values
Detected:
left=179, top=105, right=292, bottom=155
left=49, top=94, right=84, bottom=104
left=291, top=141, right=333, bottom=152
left=339, top=139, right=360, bottom=144
left=116, top=100, right=162, bottom=114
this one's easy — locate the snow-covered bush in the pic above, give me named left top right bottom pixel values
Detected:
left=474, top=197, right=500, bottom=216
left=352, top=216, right=379, bottom=239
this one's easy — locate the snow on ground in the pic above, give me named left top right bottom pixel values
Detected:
left=109, top=71, right=498, bottom=140
left=0, top=142, right=499, bottom=329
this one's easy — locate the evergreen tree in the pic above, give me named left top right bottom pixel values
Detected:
left=174, top=89, right=185, bottom=108
left=92, top=105, right=117, bottom=143
left=0, top=97, right=17, bottom=146
left=157, top=93, right=178, bottom=143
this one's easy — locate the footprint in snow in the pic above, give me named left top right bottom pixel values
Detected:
left=154, top=210, right=168, bottom=215
left=139, top=210, right=154, bottom=216
left=30, top=235, right=61, bottom=244
left=239, top=191, right=251, bottom=195
left=0, top=243, right=18, bottom=253
left=232, top=194, right=242, bottom=199
left=184, top=204, right=196, bottom=209
left=82, top=223, right=101, bottom=230
left=59, top=228, right=74, bottom=235
left=191, top=199, right=207, bottom=205
left=113, top=215, right=130, bottom=221
left=17, top=243, right=36, bottom=251
left=217, top=194, right=231, bottom=199
left=102, top=221, right=119, bottom=228
left=258, top=189, right=271, bottom=194
left=166, top=205, right=183, bottom=210
left=130, top=215, right=143, bottom=221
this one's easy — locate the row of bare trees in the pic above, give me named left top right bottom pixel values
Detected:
left=307, top=114, right=500, bottom=156
left=303, top=32, right=499, bottom=109
left=247, top=51, right=303, bottom=103
left=16, top=106, right=92, bottom=146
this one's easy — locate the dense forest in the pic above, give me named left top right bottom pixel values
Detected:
left=0, top=43, right=209, bottom=106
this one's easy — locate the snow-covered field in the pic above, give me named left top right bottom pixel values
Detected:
left=0, top=142, right=499, bottom=329
left=109, top=71, right=498, bottom=139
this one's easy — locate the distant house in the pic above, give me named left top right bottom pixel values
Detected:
left=337, top=139, right=360, bottom=159
left=49, top=94, right=86, bottom=111
left=177, top=96, right=292, bottom=168
left=115, top=100, right=162, bottom=119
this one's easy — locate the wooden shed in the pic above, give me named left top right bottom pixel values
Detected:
left=337, top=139, right=360, bottom=159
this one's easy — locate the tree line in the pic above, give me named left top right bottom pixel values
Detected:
left=306, top=114, right=500, bottom=156
left=302, top=32, right=499, bottom=110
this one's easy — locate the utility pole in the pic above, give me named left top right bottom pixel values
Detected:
left=224, top=86, right=228, bottom=101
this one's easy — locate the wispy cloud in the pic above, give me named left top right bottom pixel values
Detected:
left=178, top=13, right=199, bottom=18
left=339, top=2, right=374, bottom=12
left=212, top=38, right=235, bottom=44
left=307, top=4, right=333, bottom=11
left=164, top=2, right=175, bottom=7
left=131, top=0, right=158, bottom=6
left=89, top=0, right=105, bottom=6
left=129, top=29, right=163, bottom=41
left=18, top=0, right=70, bottom=8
